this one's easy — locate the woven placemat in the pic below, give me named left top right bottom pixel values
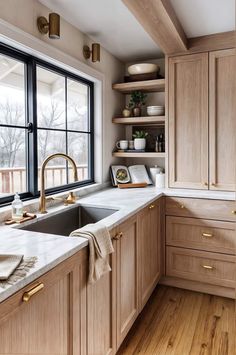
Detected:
left=0, top=257, right=38, bottom=288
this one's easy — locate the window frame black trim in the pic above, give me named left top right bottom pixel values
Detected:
left=0, top=43, right=95, bottom=206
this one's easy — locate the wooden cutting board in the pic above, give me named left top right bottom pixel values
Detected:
left=118, top=182, right=148, bottom=189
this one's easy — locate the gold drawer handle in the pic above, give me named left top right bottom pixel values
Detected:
left=149, top=204, right=155, bottom=210
left=201, top=265, right=214, bottom=270
left=179, top=204, right=185, bottom=209
left=202, top=233, right=213, bottom=238
left=113, top=232, right=123, bottom=241
left=232, top=210, right=236, bottom=215
left=22, top=283, right=44, bottom=302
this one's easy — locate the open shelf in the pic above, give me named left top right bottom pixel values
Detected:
left=112, top=116, right=165, bottom=125
left=113, top=152, right=165, bottom=158
left=112, top=79, right=165, bottom=93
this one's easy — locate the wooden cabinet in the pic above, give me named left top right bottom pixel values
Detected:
left=168, top=49, right=236, bottom=191
left=168, top=53, right=209, bottom=189
left=87, top=229, right=117, bottom=355
left=0, top=249, right=87, bottom=355
left=165, top=197, right=236, bottom=222
left=166, top=246, right=235, bottom=289
left=166, top=216, right=236, bottom=255
left=164, top=197, right=236, bottom=299
left=209, top=48, right=236, bottom=191
left=115, top=215, right=139, bottom=348
left=138, top=200, right=161, bottom=310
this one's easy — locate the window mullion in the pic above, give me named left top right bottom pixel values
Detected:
left=27, top=59, right=38, bottom=196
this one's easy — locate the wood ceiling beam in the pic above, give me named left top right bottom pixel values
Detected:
left=122, top=0, right=188, bottom=54
left=188, top=31, right=236, bottom=53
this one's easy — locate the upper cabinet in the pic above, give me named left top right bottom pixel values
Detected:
left=168, top=53, right=209, bottom=189
left=168, top=49, right=236, bottom=191
left=209, top=49, right=236, bottom=191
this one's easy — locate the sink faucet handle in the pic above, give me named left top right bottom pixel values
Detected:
left=65, top=191, right=77, bottom=204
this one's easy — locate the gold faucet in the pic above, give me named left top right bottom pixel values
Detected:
left=39, top=153, right=78, bottom=214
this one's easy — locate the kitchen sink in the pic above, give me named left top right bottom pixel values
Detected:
left=20, top=205, right=117, bottom=236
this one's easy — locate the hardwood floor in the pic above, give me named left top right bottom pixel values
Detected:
left=117, top=285, right=235, bottom=355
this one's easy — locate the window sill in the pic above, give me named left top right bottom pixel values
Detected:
left=0, top=182, right=110, bottom=224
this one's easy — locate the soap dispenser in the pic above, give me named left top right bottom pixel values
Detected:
left=12, top=192, right=23, bottom=222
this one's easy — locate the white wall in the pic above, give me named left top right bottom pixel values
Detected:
left=0, top=0, right=125, bottom=182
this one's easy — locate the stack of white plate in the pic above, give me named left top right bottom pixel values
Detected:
left=147, top=105, right=165, bottom=116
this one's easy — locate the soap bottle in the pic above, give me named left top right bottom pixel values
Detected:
left=12, top=192, right=23, bottom=222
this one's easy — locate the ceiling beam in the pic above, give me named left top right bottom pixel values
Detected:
left=122, top=0, right=188, bottom=54
left=188, top=31, right=236, bottom=53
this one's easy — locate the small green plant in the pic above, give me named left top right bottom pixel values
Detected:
left=129, top=91, right=147, bottom=108
left=132, top=130, right=148, bottom=139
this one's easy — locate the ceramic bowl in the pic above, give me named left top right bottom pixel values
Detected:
left=147, top=106, right=165, bottom=116
left=128, top=63, right=159, bottom=75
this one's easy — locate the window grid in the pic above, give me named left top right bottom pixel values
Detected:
left=0, top=44, right=94, bottom=206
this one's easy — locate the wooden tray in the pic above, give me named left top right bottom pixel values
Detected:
left=5, top=212, right=37, bottom=225
left=118, top=182, right=148, bottom=189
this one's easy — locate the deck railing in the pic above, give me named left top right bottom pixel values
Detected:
left=0, top=165, right=88, bottom=194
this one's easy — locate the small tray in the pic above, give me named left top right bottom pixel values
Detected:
left=118, top=182, right=148, bottom=189
left=5, top=211, right=36, bottom=225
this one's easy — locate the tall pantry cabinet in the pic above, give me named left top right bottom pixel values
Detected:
left=168, top=49, right=236, bottom=191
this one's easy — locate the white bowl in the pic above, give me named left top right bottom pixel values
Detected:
left=147, top=107, right=165, bottom=116
left=128, top=63, right=159, bottom=75
left=147, top=105, right=164, bottom=109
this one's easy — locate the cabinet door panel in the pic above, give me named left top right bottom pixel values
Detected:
left=116, top=216, right=138, bottom=348
left=0, top=251, right=87, bottom=355
left=138, top=201, right=161, bottom=309
left=209, top=49, right=236, bottom=191
left=87, top=229, right=117, bottom=355
left=169, top=53, right=208, bottom=189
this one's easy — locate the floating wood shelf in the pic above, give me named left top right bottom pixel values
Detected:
left=113, top=152, right=165, bottom=158
left=112, top=79, right=165, bottom=93
left=112, top=116, right=165, bottom=125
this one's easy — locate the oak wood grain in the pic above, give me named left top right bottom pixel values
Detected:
left=122, top=0, right=187, bottom=54
left=166, top=216, right=236, bottom=255
left=117, top=285, right=235, bottom=355
left=168, top=53, right=209, bottom=189
left=209, top=48, right=236, bottom=192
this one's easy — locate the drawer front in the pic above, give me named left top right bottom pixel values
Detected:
left=166, top=216, right=236, bottom=255
left=166, top=246, right=236, bottom=288
left=165, top=197, right=236, bottom=222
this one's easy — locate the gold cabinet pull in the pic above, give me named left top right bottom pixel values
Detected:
left=113, top=233, right=120, bottom=240
left=113, top=232, right=123, bottom=241
left=211, top=182, right=216, bottom=186
left=22, top=283, right=44, bottom=302
left=201, top=265, right=214, bottom=270
left=179, top=204, right=185, bottom=209
left=149, top=204, right=155, bottom=210
left=232, top=210, right=236, bottom=215
left=202, top=233, right=213, bottom=238
left=204, top=182, right=208, bottom=186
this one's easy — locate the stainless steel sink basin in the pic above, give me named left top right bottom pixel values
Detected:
left=20, top=205, right=117, bottom=236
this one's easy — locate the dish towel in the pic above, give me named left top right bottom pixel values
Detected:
left=0, top=254, right=23, bottom=280
left=0, top=256, right=38, bottom=288
left=70, top=223, right=114, bottom=284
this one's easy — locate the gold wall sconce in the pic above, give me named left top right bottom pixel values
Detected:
left=83, top=43, right=100, bottom=62
left=37, top=13, right=60, bottom=39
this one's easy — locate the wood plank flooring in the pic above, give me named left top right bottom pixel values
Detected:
left=117, top=285, right=235, bottom=355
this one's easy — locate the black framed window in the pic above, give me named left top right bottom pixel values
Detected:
left=0, top=44, right=94, bottom=205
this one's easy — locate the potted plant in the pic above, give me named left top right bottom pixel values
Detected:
left=129, top=91, right=147, bottom=117
left=132, top=130, right=148, bottom=150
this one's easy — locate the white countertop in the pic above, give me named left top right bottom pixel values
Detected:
left=0, top=186, right=235, bottom=303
